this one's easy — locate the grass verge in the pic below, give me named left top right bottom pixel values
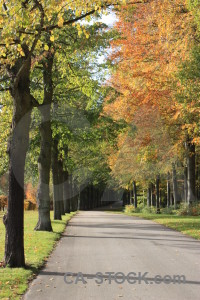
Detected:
left=126, top=212, right=200, bottom=240
left=106, top=208, right=200, bottom=240
left=0, top=210, right=76, bottom=300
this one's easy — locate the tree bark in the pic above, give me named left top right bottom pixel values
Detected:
left=186, top=140, right=196, bottom=204
left=4, top=56, right=33, bottom=267
left=35, top=53, right=54, bottom=231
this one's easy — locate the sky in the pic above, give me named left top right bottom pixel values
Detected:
left=100, top=11, right=117, bottom=27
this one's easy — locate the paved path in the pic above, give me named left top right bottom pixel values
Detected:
left=24, top=210, right=200, bottom=300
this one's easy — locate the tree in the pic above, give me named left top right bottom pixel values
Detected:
left=102, top=0, right=198, bottom=204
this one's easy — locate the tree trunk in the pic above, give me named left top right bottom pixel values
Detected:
left=167, top=172, right=171, bottom=208
left=4, top=56, right=33, bottom=267
left=156, top=175, right=160, bottom=213
left=172, top=164, right=179, bottom=209
left=151, top=183, right=155, bottom=206
left=133, top=181, right=137, bottom=208
left=52, top=139, right=62, bottom=220
left=35, top=53, right=54, bottom=231
left=130, top=189, right=133, bottom=205
left=35, top=107, right=53, bottom=230
left=186, top=140, right=196, bottom=204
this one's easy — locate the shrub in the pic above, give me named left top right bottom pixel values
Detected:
left=0, top=195, right=7, bottom=211
left=176, top=203, right=200, bottom=216
left=24, top=200, right=37, bottom=211
left=141, top=206, right=157, bottom=214
left=25, top=183, right=37, bottom=210
left=124, top=205, right=141, bottom=213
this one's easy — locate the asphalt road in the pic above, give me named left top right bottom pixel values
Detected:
left=24, top=209, right=200, bottom=300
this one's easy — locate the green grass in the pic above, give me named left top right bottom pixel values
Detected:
left=130, top=213, right=200, bottom=240
left=109, top=208, right=200, bottom=240
left=0, top=210, right=76, bottom=300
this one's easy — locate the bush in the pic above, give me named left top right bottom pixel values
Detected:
left=141, top=206, right=157, bottom=214
left=125, top=204, right=160, bottom=214
left=25, top=183, right=37, bottom=210
left=24, top=200, right=37, bottom=211
left=124, top=205, right=140, bottom=213
left=0, top=195, right=7, bottom=211
left=176, top=203, right=200, bottom=216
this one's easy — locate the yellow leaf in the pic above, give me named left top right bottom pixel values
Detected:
left=58, top=16, right=64, bottom=27
left=50, top=35, right=55, bottom=42
left=173, top=111, right=180, bottom=120
left=44, top=44, right=49, bottom=51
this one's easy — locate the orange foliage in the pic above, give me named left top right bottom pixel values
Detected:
left=104, top=1, right=193, bottom=122
left=25, top=183, right=37, bottom=205
left=103, top=1, right=194, bottom=185
left=0, top=195, right=7, bottom=211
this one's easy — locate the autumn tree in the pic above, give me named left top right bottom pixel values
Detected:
left=103, top=0, right=197, bottom=206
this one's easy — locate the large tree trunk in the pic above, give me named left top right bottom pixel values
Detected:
left=34, top=107, right=52, bottom=230
left=186, top=140, right=196, bottom=204
left=4, top=57, right=33, bottom=267
left=35, top=53, right=54, bottom=231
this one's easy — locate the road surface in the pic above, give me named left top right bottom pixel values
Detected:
left=24, top=209, right=200, bottom=300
